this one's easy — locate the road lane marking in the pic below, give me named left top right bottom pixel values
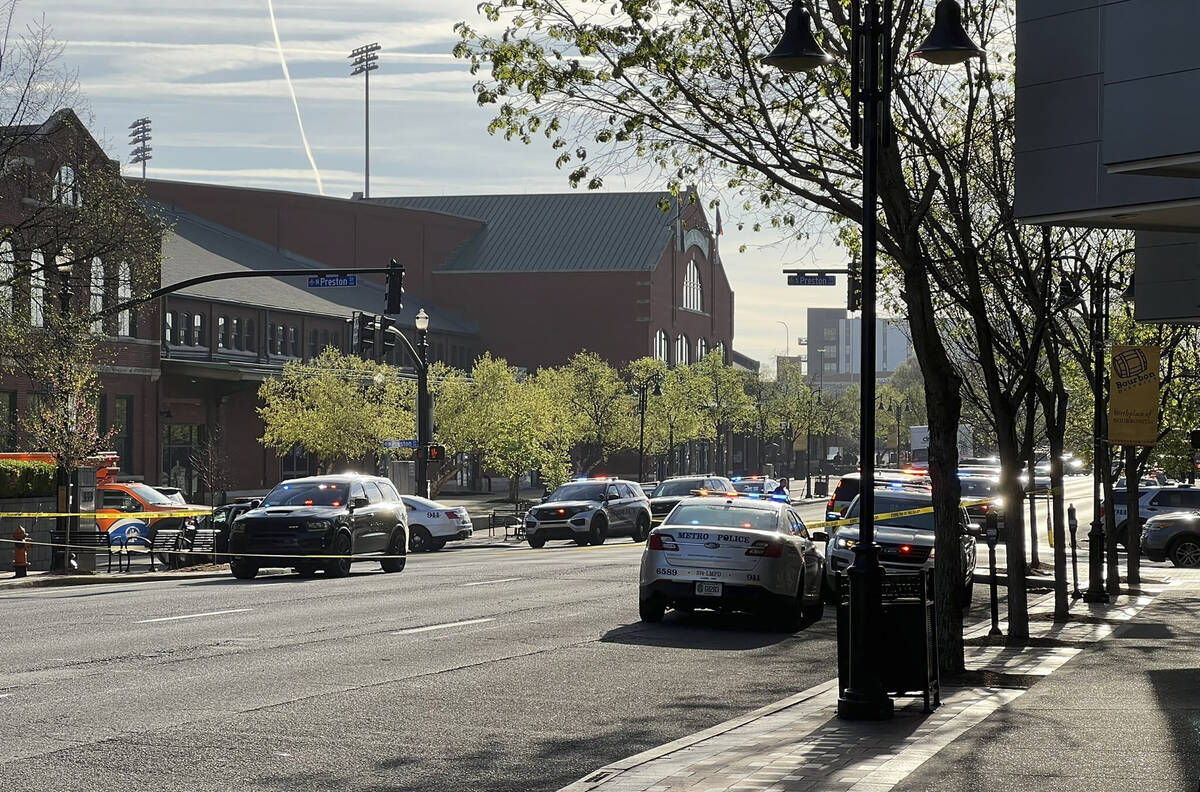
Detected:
left=392, top=617, right=494, bottom=635
left=135, top=608, right=252, bottom=624
left=462, top=578, right=523, bottom=587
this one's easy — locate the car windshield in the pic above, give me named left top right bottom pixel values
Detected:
left=653, top=480, right=706, bottom=497
left=959, top=479, right=998, bottom=497
left=547, top=482, right=607, bottom=502
left=733, top=481, right=766, bottom=494
left=847, top=495, right=935, bottom=531
left=664, top=504, right=778, bottom=532
left=261, top=481, right=347, bottom=507
left=127, top=483, right=174, bottom=507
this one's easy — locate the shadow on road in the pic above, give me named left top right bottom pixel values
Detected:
left=599, top=607, right=828, bottom=650
left=179, top=570, right=384, bottom=588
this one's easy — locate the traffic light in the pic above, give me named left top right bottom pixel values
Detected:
left=425, top=444, right=447, bottom=464
left=378, top=316, right=397, bottom=360
left=386, top=258, right=405, bottom=315
left=355, top=312, right=377, bottom=358
left=847, top=259, right=862, bottom=312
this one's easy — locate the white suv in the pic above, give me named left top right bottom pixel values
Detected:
left=524, top=478, right=652, bottom=548
left=1110, top=484, right=1200, bottom=547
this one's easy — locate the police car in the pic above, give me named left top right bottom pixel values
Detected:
left=525, top=478, right=652, bottom=548
left=400, top=495, right=473, bottom=552
left=638, top=493, right=826, bottom=629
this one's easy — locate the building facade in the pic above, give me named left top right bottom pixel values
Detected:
left=1016, top=1, right=1200, bottom=322
left=805, top=307, right=912, bottom=391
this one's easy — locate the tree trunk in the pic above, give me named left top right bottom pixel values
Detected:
left=900, top=261, right=965, bottom=676
left=995, top=410, right=1030, bottom=640
left=1038, top=334, right=1071, bottom=622
left=1125, top=445, right=1141, bottom=587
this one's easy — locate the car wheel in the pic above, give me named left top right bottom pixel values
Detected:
left=773, top=593, right=803, bottom=632
left=527, top=537, right=546, bottom=548
left=409, top=525, right=433, bottom=553
left=381, top=528, right=407, bottom=573
left=639, top=596, right=665, bottom=623
left=631, top=514, right=650, bottom=543
left=574, top=537, right=590, bottom=546
left=429, top=539, right=447, bottom=551
left=295, top=566, right=318, bottom=578
left=589, top=515, right=608, bottom=546
left=325, top=532, right=353, bottom=578
left=230, top=559, right=258, bottom=580
left=801, top=575, right=824, bottom=622
left=1169, top=536, right=1200, bottom=567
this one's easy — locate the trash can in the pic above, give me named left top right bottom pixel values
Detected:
left=836, top=569, right=940, bottom=712
left=814, top=476, right=829, bottom=498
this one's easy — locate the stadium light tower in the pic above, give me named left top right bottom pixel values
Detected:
left=129, top=118, right=152, bottom=179
left=349, top=43, right=381, bottom=198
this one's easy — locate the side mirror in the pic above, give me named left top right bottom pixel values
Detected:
left=248, top=499, right=261, bottom=510
left=966, top=522, right=983, bottom=537
left=351, top=496, right=370, bottom=510
left=826, top=511, right=842, bottom=521
left=812, top=531, right=829, bottom=543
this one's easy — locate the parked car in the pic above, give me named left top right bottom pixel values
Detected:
left=97, top=481, right=205, bottom=550
left=825, top=470, right=930, bottom=518
left=209, top=498, right=261, bottom=555
left=1108, top=484, right=1200, bottom=548
left=524, top=478, right=651, bottom=547
left=153, top=486, right=188, bottom=505
left=228, top=474, right=408, bottom=579
left=638, top=493, right=825, bottom=629
left=825, top=489, right=977, bottom=609
left=401, top=495, right=473, bottom=552
left=1141, top=512, right=1200, bottom=567
left=649, top=475, right=736, bottom=525
left=958, top=474, right=1004, bottom=525
left=730, top=476, right=780, bottom=497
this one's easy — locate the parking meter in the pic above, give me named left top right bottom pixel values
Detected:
left=985, top=511, right=999, bottom=549
left=985, top=511, right=1001, bottom=637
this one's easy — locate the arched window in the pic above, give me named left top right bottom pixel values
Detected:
left=288, top=326, right=298, bottom=357
left=245, top=319, right=256, bottom=352
left=29, top=251, right=44, bottom=327
left=697, top=337, right=709, bottom=360
left=715, top=341, right=726, bottom=364
left=180, top=312, right=192, bottom=346
left=218, top=316, right=228, bottom=349
left=117, top=262, right=132, bottom=336
left=0, top=240, right=14, bottom=317
left=310, top=328, right=320, bottom=358
left=653, top=329, right=669, bottom=362
left=676, top=334, right=690, bottom=365
left=54, top=166, right=80, bottom=207
left=232, top=318, right=243, bottom=350
left=683, top=260, right=703, bottom=312
left=89, top=258, right=104, bottom=333
left=193, top=313, right=206, bottom=347
left=164, top=311, right=176, bottom=345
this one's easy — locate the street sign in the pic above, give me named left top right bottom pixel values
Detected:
left=307, top=274, right=357, bottom=288
left=786, top=274, right=836, bottom=287
left=383, top=439, right=420, bottom=450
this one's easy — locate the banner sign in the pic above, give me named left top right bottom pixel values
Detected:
left=1109, top=345, right=1160, bottom=446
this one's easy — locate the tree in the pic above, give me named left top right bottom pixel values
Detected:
left=643, top=361, right=706, bottom=477
left=772, top=362, right=820, bottom=479
left=555, top=351, right=632, bottom=473
left=257, top=349, right=414, bottom=469
left=692, top=350, right=752, bottom=475
left=189, top=424, right=234, bottom=506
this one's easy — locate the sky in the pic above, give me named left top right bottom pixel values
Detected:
left=21, top=0, right=852, bottom=371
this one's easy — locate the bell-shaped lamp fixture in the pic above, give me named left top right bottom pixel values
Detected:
left=762, top=2, right=832, bottom=73
left=414, top=308, right=430, bottom=332
left=912, top=0, right=985, bottom=65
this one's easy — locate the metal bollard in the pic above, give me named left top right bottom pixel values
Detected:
left=1068, top=504, right=1081, bottom=599
left=986, top=511, right=1001, bottom=638
left=12, top=525, right=29, bottom=578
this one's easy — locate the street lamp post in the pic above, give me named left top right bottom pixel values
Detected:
left=414, top=309, right=431, bottom=498
left=764, top=0, right=983, bottom=720
left=636, top=374, right=663, bottom=484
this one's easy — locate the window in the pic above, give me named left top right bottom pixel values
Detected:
left=246, top=319, right=256, bottom=352
left=266, top=323, right=276, bottom=354
left=362, top=481, right=385, bottom=504
left=0, top=240, right=13, bottom=317
left=180, top=312, right=192, bottom=346
left=89, top=258, right=104, bottom=333
left=714, top=341, right=726, bottom=363
left=310, top=329, right=319, bottom=358
left=193, top=313, right=206, bottom=347
left=218, top=316, right=228, bottom=349
left=331, top=331, right=339, bottom=351
left=281, top=444, right=310, bottom=480
left=275, top=324, right=285, bottom=356
left=654, top=329, right=669, bottom=362
left=232, top=318, right=243, bottom=350
left=29, top=251, right=44, bottom=327
left=164, top=311, right=177, bottom=345
left=288, top=326, right=298, bottom=357
left=113, top=396, right=134, bottom=473
left=683, top=260, right=703, bottom=311
left=0, top=391, right=15, bottom=451
left=697, top=337, right=709, bottom=359
left=117, top=262, right=132, bottom=336
left=676, top=334, right=690, bottom=365
left=320, top=329, right=330, bottom=353
left=53, top=165, right=80, bottom=207
left=162, top=424, right=204, bottom=498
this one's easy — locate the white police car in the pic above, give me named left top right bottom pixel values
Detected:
left=400, top=495, right=473, bottom=552
left=638, top=494, right=826, bottom=629
left=525, top=478, right=651, bottom=548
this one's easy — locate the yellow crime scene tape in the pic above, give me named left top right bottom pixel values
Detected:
left=0, top=510, right=213, bottom=519
left=806, top=497, right=996, bottom=530
left=0, top=536, right=404, bottom=561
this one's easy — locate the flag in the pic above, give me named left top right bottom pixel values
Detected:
left=715, top=205, right=724, bottom=236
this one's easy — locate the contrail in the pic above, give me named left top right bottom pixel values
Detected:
left=265, top=0, right=324, bottom=194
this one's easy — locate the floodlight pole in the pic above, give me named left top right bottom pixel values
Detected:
left=350, top=44, right=381, bottom=198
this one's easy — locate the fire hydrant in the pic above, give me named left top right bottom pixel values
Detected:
left=13, top=525, right=30, bottom=578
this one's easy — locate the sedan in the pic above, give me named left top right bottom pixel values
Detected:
left=638, top=494, right=825, bottom=630
left=401, top=495, right=473, bottom=552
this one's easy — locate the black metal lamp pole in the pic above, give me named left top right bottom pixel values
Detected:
left=638, top=387, right=649, bottom=483
left=764, top=0, right=982, bottom=721
left=1084, top=261, right=1110, bottom=603
left=415, top=309, right=431, bottom=499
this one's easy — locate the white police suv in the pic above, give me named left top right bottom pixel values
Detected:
left=400, top=495, right=473, bottom=552
left=638, top=493, right=826, bottom=629
left=524, top=478, right=652, bottom=548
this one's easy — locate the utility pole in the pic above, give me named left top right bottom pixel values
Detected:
left=349, top=43, right=381, bottom=198
left=129, top=118, right=152, bottom=179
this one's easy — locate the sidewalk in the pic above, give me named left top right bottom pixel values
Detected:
left=560, top=569, right=1200, bottom=792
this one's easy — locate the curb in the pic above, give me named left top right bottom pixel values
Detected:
left=0, top=569, right=231, bottom=591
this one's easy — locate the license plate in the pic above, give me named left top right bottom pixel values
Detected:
left=695, top=581, right=723, bottom=597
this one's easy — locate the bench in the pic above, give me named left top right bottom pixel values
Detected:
left=185, top=527, right=218, bottom=564
left=135, top=528, right=183, bottom=572
left=490, top=510, right=527, bottom=541
left=50, top=528, right=124, bottom=573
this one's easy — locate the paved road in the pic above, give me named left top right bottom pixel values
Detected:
left=0, top=476, right=1096, bottom=792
